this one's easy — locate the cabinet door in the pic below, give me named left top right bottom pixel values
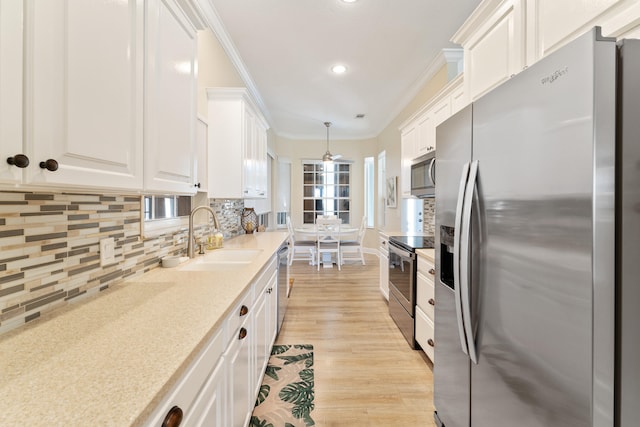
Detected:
left=379, top=245, right=389, bottom=300
left=255, top=124, right=268, bottom=198
left=0, top=0, right=24, bottom=185
left=226, top=322, right=252, bottom=427
left=465, top=0, right=525, bottom=100
left=144, top=0, right=197, bottom=194
left=266, top=271, right=277, bottom=348
left=183, top=358, right=226, bottom=427
left=415, top=113, right=433, bottom=158
left=450, top=84, right=467, bottom=115
left=415, top=306, right=435, bottom=362
left=25, top=0, right=144, bottom=190
left=242, top=108, right=256, bottom=197
left=400, top=124, right=417, bottom=197
left=253, top=288, right=268, bottom=397
left=195, top=116, right=208, bottom=192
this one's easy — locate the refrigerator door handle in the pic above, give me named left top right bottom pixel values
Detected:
left=453, top=162, right=471, bottom=355
left=460, top=160, right=479, bottom=364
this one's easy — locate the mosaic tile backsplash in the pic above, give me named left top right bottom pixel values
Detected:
left=423, top=198, right=435, bottom=235
left=0, top=191, right=245, bottom=335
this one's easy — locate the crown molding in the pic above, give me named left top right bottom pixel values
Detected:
left=451, top=0, right=507, bottom=44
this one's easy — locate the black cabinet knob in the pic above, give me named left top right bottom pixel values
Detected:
left=428, top=298, right=435, bottom=306
left=239, top=327, right=247, bottom=340
left=239, top=305, right=249, bottom=316
left=6, top=154, right=29, bottom=168
left=194, top=182, right=201, bottom=188
left=39, top=159, right=59, bottom=171
left=427, top=339, right=435, bottom=347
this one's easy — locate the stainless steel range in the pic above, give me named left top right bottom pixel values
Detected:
left=388, top=235, right=434, bottom=349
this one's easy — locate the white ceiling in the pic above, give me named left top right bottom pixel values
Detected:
left=208, top=0, right=481, bottom=140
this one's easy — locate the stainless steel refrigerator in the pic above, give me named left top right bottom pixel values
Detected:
left=434, top=27, right=640, bottom=427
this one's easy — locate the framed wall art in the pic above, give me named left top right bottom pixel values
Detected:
left=386, top=176, right=397, bottom=208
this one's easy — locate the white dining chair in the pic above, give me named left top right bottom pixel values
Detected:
left=316, top=218, right=341, bottom=270
left=341, top=216, right=366, bottom=265
left=286, top=216, right=316, bottom=265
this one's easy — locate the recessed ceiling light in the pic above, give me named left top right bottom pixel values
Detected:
left=341, top=0, right=358, bottom=3
left=332, top=64, right=347, bottom=74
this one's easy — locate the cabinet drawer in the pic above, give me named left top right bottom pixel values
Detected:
left=416, top=271, right=435, bottom=319
left=417, top=256, right=435, bottom=277
left=147, top=326, right=225, bottom=425
left=415, top=307, right=435, bottom=363
left=226, top=290, right=254, bottom=344
left=378, top=234, right=389, bottom=254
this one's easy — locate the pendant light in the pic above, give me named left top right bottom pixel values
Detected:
left=322, top=121, right=334, bottom=163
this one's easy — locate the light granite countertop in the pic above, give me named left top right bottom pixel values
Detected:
left=0, top=231, right=288, bottom=427
left=416, top=248, right=435, bottom=262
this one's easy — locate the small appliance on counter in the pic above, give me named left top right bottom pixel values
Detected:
left=388, top=235, right=434, bottom=349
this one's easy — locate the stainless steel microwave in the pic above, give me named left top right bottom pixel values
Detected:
left=411, top=152, right=436, bottom=198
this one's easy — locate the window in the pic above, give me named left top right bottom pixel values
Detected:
left=364, top=157, right=374, bottom=228
left=143, top=195, right=191, bottom=221
left=302, top=162, right=351, bottom=224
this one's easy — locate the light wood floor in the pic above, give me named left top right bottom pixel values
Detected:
left=276, top=255, right=436, bottom=426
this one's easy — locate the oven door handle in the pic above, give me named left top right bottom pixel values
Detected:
left=389, top=243, right=415, bottom=260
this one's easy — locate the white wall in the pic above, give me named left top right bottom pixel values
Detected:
left=275, top=135, right=378, bottom=246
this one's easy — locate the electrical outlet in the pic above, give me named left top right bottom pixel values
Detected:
left=99, top=238, right=115, bottom=266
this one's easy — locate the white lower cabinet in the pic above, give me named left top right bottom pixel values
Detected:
left=183, top=357, right=226, bottom=426
left=144, top=327, right=226, bottom=426
left=415, top=254, right=436, bottom=363
left=255, top=269, right=278, bottom=394
left=226, top=316, right=253, bottom=427
left=146, top=256, right=278, bottom=427
left=379, top=234, right=389, bottom=300
left=415, top=307, right=435, bottom=362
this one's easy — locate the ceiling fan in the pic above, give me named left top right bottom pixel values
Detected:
left=322, top=121, right=342, bottom=162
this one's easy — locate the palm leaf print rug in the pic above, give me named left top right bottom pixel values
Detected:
left=251, top=344, right=315, bottom=427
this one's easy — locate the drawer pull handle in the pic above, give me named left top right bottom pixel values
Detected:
left=428, top=298, right=435, bottom=306
left=239, top=327, right=247, bottom=340
left=428, top=268, right=435, bottom=275
left=239, top=305, right=249, bottom=316
left=161, top=405, right=183, bottom=427
left=427, top=338, right=435, bottom=347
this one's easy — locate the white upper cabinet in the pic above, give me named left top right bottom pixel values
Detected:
left=144, top=0, right=198, bottom=194
left=400, top=123, right=417, bottom=197
left=399, top=75, right=463, bottom=197
left=415, top=113, right=434, bottom=158
left=0, top=0, right=23, bottom=185
left=207, top=88, right=269, bottom=199
left=453, top=0, right=526, bottom=101
left=2, top=0, right=145, bottom=190
left=195, top=116, right=208, bottom=192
